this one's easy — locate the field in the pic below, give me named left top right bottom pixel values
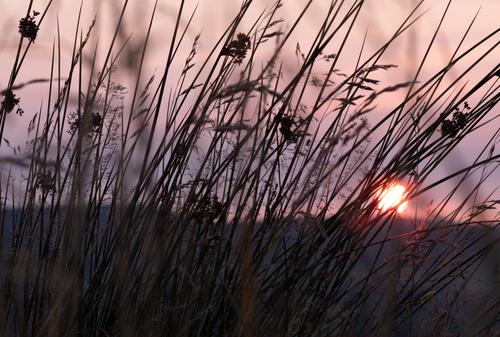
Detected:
left=0, top=0, right=499, bottom=336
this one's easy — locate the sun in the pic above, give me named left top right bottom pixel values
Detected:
left=376, top=183, right=409, bottom=214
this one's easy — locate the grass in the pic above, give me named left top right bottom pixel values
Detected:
left=0, top=0, right=499, bottom=336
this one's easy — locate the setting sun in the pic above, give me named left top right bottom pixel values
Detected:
left=376, top=183, right=409, bottom=214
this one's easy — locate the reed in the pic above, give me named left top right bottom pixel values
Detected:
left=0, top=0, right=499, bottom=336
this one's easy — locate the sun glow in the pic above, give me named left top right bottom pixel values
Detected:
left=376, top=183, right=408, bottom=214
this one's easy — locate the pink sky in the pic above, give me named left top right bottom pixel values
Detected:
left=0, top=0, right=499, bottom=217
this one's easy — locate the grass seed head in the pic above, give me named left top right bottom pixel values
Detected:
left=221, top=33, right=251, bottom=64
left=18, top=12, right=39, bottom=42
left=440, top=103, right=470, bottom=138
left=1, top=89, right=20, bottom=113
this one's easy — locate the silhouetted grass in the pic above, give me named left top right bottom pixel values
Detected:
left=0, top=0, right=499, bottom=336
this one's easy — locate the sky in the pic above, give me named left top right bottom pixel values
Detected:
left=0, top=0, right=499, bottom=217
